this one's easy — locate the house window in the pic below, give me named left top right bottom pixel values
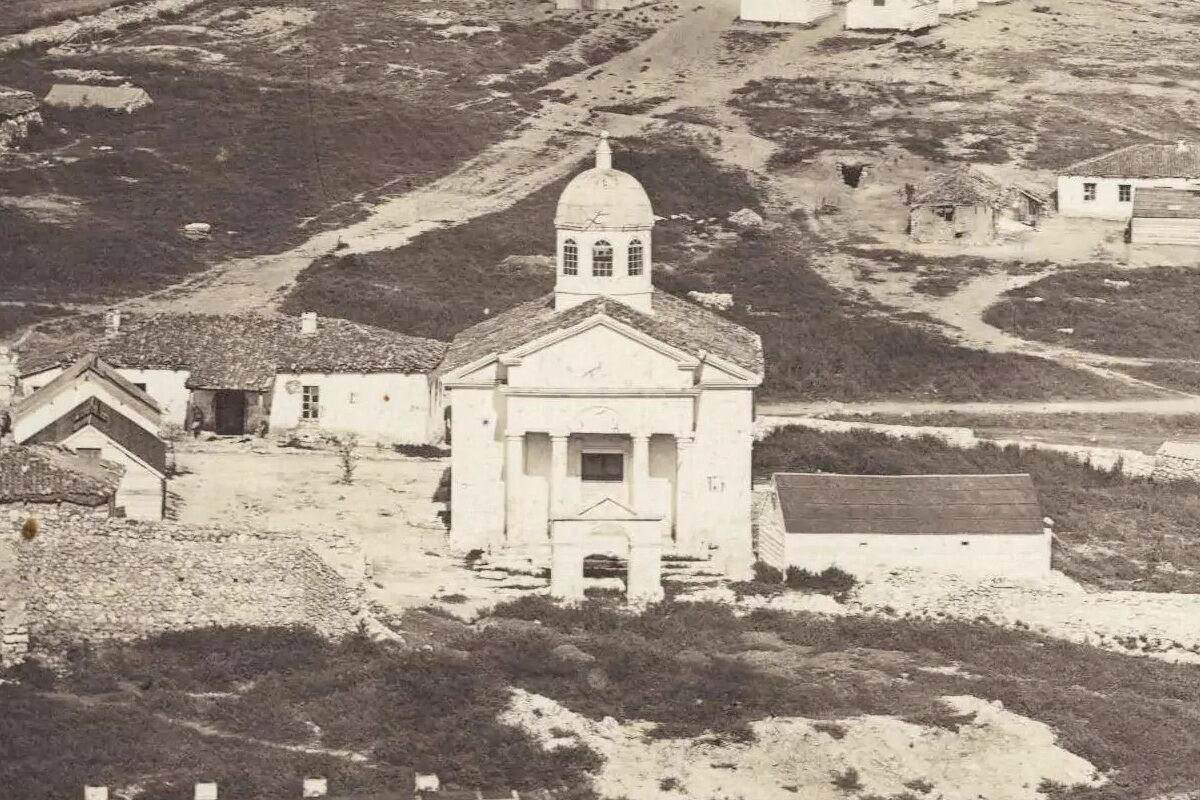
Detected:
left=1083, top=182, right=1097, bottom=201
left=301, top=385, right=320, bottom=420
left=581, top=452, right=623, bottom=483
left=592, top=240, right=614, bottom=277
left=935, top=205, right=956, bottom=222
left=873, top=0, right=885, bottom=5
left=1118, top=184, right=1132, bottom=202
left=563, top=239, right=578, bottom=276
left=75, top=448, right=102, bottom=460
left=628, top=239, right=644, bottom=276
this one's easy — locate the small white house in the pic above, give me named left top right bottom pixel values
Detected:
left=740, top=0, right=833, bottom=25
left=16, top=311, right=447, bottom=444
left=845, top=0, right=939, bottom=31
left=1130, top=188, right=1200, bottom=246
left=937, top=0, right=977, bottom=15
left=556, top=0, right=637, bottom=9
left=1057, top=140, right=1200, bottom=220
left=11, top=354, right=168, bottom=521
left=757, top=473, right=1051, bottom=576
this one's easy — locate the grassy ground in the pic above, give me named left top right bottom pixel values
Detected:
left=984, top=266, right=1200, bottom=361
left=10, top=603, right=1200, bottom=799
left=821, top=411, right=1200, bottom=453
left=0, top=0, right=128, bottom=36
left=754, top=426, right=1200, bottom=594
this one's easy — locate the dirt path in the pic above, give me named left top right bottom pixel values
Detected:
left=759, top=397, right=1200, bottom=417
left=128, top=0, right=819, bottom=314
left=0, top=0, right=210, bottom=54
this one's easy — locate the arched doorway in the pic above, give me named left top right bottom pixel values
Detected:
left=583, top=552, right=628, bottom=599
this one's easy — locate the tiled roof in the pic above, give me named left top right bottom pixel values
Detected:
left=0, top=87, right=38, bottom=118
left=0, top=444, right=122, bottom=506
left=1133, top=188, right=1200, bottom=219
left=18, top=313, right=449, bottom=388
left=25, top=396, right=168, bottom=476
left=438, top=290, right=764, bottom=377
left=11, top=353, right=160, bottom=420
left=773, top=473, right=1043, bottom=536
left=1063, top=142, right=1200, bottom=179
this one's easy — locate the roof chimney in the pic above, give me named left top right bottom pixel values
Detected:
left=300, top=311, right=318, bottom=335
left=595, top=130, right=612, bottom=170
left=104, top=310, right=121, bottom=334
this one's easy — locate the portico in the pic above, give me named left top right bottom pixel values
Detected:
left=438, top=132, right=764, bottom=601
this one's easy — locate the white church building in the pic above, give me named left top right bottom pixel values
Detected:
left=437, top=133, right=764, bottom=601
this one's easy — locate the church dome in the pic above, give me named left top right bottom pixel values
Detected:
left=555, top=132, right=655, bottom=232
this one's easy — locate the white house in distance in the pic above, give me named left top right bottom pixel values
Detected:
left=1130, top=188, right=1200, bottom=247
left=16, top=312, right=447, bottom=444
left=937, top=0, right=977, bottom=16
left=1058, top=140, right=1200, bottom=220
left=740, top=0, right=833, bottom=25
left=757, top=473, right=1051, bottom=577
left=11, top=354, right=168, bottom=520
left=845, top=0, right=939, bottom=31
left=555, top=0, right=636, bottom=10
left=437, top=133, right=764, bottom=601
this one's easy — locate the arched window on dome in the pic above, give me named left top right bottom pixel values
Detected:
left=627, top=239, right=644, bottom=276
left=563, top=240, right=578, bottom=276
left=592, top=240, right=614, bottom=277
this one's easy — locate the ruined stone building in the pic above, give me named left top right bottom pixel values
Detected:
left=907, top=166, right=1047, bottom=244
left=437, top=133, right=763, bottom=601
left=0, top=86, right=41, bottom=151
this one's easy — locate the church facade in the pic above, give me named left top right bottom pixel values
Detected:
left=438, top=134, right=763, bottom=600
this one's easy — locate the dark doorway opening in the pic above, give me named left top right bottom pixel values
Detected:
left=583, top=553, right=628, bottom=599
left=839, top=163, right=868, bottom=188
left=213, top=390, right=247, bottom=435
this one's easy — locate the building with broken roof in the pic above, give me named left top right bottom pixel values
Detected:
left=0, top=86, right=41, bottom=150
left=845, top=0, right=939, bottom=32
left=16, top=311, right=448, bottom=443
left=1130, top=187, right=1200, bottom=246
left=907, top=166, right=1047, bottom=244
left=758, top=473, right=1051, bottom=576
left=439, top=133, right=763, bottom=600
left=12, top=354, right=167, bottom=520
left=1058, top=140, right=1200, bottom=220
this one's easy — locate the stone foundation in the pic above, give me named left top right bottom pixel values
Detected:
left=7, top=517, right=364, bottom=653
left=1152, top=441, right=1200, bottom=484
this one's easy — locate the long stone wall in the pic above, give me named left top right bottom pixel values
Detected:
left=6, top=517, right=365, bottom=653
left=1152, top=441, right=1200, bottom=485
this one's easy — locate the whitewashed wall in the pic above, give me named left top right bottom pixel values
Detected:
left=61, top=427, right=165, bottom=521
left=269, top=372, right=435, bottom=444
left=448, top=386, right=506, bottom=551
left=785, top=529, right=1053, bottom=577
left=937, top=0, right=977, bottom=14
left=845, top=0, right=939, bottom=31
left=1057, top=176, right=1200, bottom=220
left=740, top=0, right=833, bottom=24
left=13, top=374, right=163, bottom=441
left=18, top=367, right=188, bottom=428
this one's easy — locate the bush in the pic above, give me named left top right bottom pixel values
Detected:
left=785, top=566, right=858, bottom=601
left=752, top=561, right=783, bottom=584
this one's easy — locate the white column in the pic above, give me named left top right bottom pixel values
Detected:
left=629, top=433, right=650, bottom=513
left=550, top=524, right=585, bottom=601
left=549, top=432, right=570, bottom=520
left=504, top=433, right=524, bottom=544
left=674, top=434, right=696, bottom=553
left=627, top=525, right=664, bottom=604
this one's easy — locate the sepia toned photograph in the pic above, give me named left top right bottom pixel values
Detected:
left=0, top=0, right=1198, bottom=797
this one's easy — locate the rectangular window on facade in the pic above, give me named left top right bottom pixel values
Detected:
left=873, top=0, right=885, bottom=5
left=628, top=240, right=644, bottom=276
left=1083, top=183, right=1097, bottom=201
left=301, top=385, right=320, bottom=420
left=581, top=452, right=624, bottom=483
left=935, top=205, right=956, bottom=222
left=1118, top=184, right=1132, bottom=202
left=592, top=241, right=614, bottom=277
left=563, top=240, right=578, bottom=276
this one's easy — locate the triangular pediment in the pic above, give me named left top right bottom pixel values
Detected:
left=576, top=497, right=639, bottom=519
left=500, top=313, right=699, bottom=369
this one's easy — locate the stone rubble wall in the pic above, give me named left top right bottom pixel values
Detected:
left=0, top=111, right=41, bottom=151
left=1151, top=442, right=1200, bottom=485
left=6, top=516, right=365, bottom=653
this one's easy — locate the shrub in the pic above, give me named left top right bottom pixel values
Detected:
left=332, top=434, right=360, bottom=485
left=831, top=766, right=863, bottom=792
left=20, top=517, right=38, bottom=540
left=394, top=443, right=451, bottom=459
left=785, top=566, right=858, bottom=601
left=752, top=561, right=784, bottom=584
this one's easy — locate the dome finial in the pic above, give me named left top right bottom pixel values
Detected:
left=596, top=130, right=612, bottom=170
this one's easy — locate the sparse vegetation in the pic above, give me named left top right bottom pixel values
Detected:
left=756, top=426, right=1200, bottom=593
left=332, top=434, right=360, bottom=485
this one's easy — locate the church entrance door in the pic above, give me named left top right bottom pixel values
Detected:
left=213, top=390, right=247, bottom=435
